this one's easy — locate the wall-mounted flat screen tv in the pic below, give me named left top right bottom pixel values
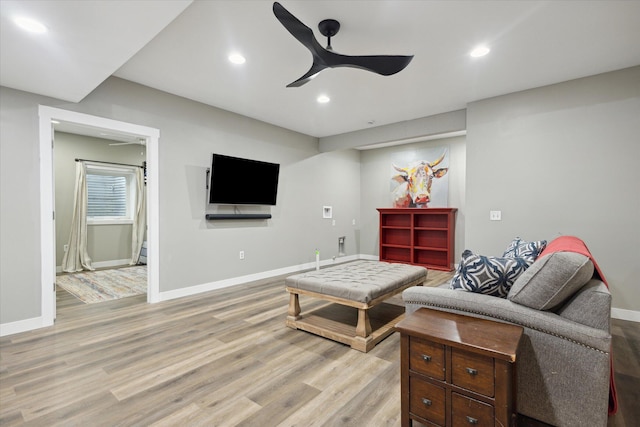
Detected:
left=209, top=154, right=280, bottom=205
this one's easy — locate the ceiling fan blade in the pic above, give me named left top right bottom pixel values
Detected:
left=286, top=63, right=326, bottom=88
left=273, top=2, right=325, bottom=59
left=329, top=53, right=414, bottom=76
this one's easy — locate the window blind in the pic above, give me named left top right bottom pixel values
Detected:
left=86, top=174, right=127, bottom=217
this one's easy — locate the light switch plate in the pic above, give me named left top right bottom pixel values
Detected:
left=490, top=210, right=502, bottom=221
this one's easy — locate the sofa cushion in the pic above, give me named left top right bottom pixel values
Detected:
left=502, top=236, right=547, bottom=261
left=507, top=252, right=594, bottom=311
left=450, top=249, right=532, bottom=297
left=557, top=279, right=611, bottom=331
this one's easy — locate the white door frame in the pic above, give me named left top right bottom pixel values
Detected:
left=39, top=106, right=160, bottom=326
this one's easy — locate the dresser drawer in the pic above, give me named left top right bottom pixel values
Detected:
left=451, top=392, right=494, bottom=426
left=452, top=348, right=494, bottom=397
left=410, top=377, right=446, bottom=426
left=409, top=337, right=445, bottom=380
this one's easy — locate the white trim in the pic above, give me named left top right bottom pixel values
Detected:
left=38, top=106, right=161, bottom=327
left=39, top=108, right=55, bottom=327
left=611, top=308, right=640, bottom=323
left=146, top=127, right=160, bottom=303
left=56, top=259, right=133, bottom=273
left=355, top=130, right=467, bottom=151
left=92, top=259, right=134, bottom=269
left=87, top=219, right=134, bottom=226
left=0, top=316, right=47, bottom=337
left=159, top=254, right=360, bottom=302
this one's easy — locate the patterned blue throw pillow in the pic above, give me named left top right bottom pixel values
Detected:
left=502, top=237, right=547, bottom=261
left=451, top=249, right=533, bottom=298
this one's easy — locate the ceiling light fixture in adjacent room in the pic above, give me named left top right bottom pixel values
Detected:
left=228, top=53, right=246, bottom=64
left=13, top=16, right=47, bottom=34
left=317, top=95, right=330, bottom=104
left=470, top=45, right=490, bottom=58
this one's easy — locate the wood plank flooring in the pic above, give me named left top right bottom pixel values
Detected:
left=1, top=269, right=638, bottom=426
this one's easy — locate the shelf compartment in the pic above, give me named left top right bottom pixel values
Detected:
left=414, top=229, right=448, bottom=249
left=381, top=214, right=411, bottom=228
left=414, top=249, right=449, bottom=268
left=381, top=246, right=411, bottom=263
left=382, top=228, right=411, bottom=246
left=414, top=214, right=449, bottom=229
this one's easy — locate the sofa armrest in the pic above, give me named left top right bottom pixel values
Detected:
left=402, top=286, right=611, bottom=353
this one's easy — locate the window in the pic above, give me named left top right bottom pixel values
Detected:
left=86, top=164, right=137, bottom=225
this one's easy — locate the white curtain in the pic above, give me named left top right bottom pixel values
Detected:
left=130, top=167, right=146, bottom=265
left=62, top=161, right=94, bottom=272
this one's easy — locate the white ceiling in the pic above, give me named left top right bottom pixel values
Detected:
left=2, top=0, right=639, bottom=139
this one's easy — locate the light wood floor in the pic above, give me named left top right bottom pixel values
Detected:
left=1, top=270, right=638, bottom=426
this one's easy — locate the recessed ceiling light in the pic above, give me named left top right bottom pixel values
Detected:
left=13, top=16, right=47, bottom=34
left=228, top=53, right=246, bottom=64
left=470, top=45, right=490, bottom=58
left=51, top=120, right=60, bottom=124
left=317, top=95, right=330, bottom=104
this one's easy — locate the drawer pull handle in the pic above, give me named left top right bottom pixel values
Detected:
left=466, top=367, right=478, bottom=376
left=421, top=398, right=432, bottom=406
left=466, top=416, right=479, bottom=424
left=421, top=354, right=432, bottom=362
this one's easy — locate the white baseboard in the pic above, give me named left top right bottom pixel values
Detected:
left=158, top=254, right=362, bottom=302
left=56, top=259, right=131, bottom=273
left=0, top=316, right=52, bottom=337
left=611, top=307, right=640, bottom=322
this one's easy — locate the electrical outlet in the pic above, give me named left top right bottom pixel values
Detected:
left=490, top=210, right=502, bottom=221
left=63, top=244, right=69, bottom=252
left=332, top=219, right=336, bottom=226
left=239, top=250, right=245, bottom=260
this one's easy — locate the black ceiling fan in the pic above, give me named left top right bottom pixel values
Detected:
left=273, top=2, right=414, bottom=88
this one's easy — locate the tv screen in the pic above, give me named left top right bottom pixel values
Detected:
left=209, top=154, right=280, bottom=205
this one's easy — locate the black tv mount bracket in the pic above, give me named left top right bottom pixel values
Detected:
left=206, top=168, right=210, bottom=190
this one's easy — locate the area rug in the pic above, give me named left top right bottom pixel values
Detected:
left=56, top=266, right=147, bottom=304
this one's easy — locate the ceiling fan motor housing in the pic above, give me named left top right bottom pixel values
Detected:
left=318, top=19, right=340, bottom=50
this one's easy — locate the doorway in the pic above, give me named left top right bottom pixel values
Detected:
left=39, top=106, right=160, bottom=325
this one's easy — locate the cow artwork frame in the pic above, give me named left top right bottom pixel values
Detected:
left=390, top=147, right=449, bottom=208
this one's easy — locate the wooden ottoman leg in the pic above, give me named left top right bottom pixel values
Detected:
left=286, top=292, right=301, bottom=329
left=352, top=308, right=373, bottom=352
left=356, top=308, right=372, bottom=338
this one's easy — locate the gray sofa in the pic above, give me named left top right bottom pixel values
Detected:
left=402, top=251, right=612, bottom=427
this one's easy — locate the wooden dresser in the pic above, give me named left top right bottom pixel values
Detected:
left=396, top=308, right=523, bottom=427
left=377, top=208, right=457, bottom=271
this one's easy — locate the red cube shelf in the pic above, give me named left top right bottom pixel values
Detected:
left=378, top=208, right=457, bottom=271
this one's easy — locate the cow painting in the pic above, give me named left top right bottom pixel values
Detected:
left=391, top=152, right=448, bottom=208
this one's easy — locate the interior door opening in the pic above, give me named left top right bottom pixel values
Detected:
left=39, top=106, right=160, bottom=326
left=54, top=130, right=148, bottom=305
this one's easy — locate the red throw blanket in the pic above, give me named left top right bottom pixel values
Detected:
left=539, top=236, right=618, bottom=415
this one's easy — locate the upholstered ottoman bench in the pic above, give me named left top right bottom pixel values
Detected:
left=285, top=260, right=427, bottom=352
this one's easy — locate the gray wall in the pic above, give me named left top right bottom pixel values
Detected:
left=359, top=136, right=466, bottom=262
left=1, top=66, right=638, bottom=327
left=0, top=77, right=361, bottom=323
left=0, top=88, right=44, bottom=322
left=465, top=66, right=640, bottom=311
left=54, top=132, right=147, bottom=267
